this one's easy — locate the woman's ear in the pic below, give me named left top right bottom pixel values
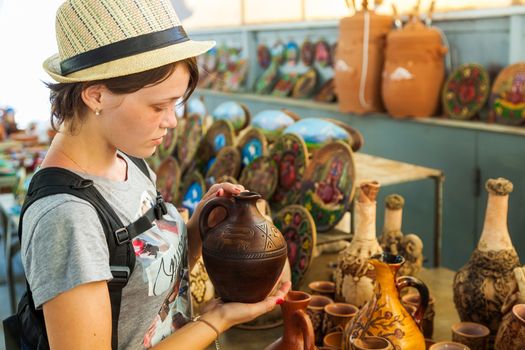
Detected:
left=81, top=84, right=105, bottom=113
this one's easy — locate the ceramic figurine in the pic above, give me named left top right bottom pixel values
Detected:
left=335, top=181, right=382, bottom=307
left=453, top=178, right=521, bottom=343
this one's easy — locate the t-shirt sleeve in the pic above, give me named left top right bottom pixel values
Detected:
left=21, top=195, right=113, bottom=309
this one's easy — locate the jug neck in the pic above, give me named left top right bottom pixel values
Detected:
left=371, top=260, right=401, bottom=294
left=479, top=192, right=513, bottom=252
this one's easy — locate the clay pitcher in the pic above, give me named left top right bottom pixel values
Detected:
left=266, top=291, right=316, bottom=350
left=344, top=252, right=429, bottom=350
left=494, top=304, right=525, bottom=349
left=453, top=178, right=520, bottom=342
left=199, top=191, right=287, bottom=303
left=382, top=17, right=448, bottom=118
left=334, top=9, right=393, bottom=114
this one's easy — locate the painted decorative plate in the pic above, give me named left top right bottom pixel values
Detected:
left=216, top=46, right=231, bottom=73
left=443, top=63, right=490, bottom=120
left=179, top=170, right=205, bottom=216
left=185, top=97, right=207, bottom=119
left=300, top=141, right=356, bottom=232
left=274, top=205, right=317, bottom=288
left=203, top=46, right=218, bottom=72
left=196, top=119, right=235, bottom=174
left=223, top=59, right=249, bottom=93
left=204, top=146, right=241, bottom=188
left=238, top=156, right=278, bottom=200
left=314, top=78, right=337, bottom=103
left=270, top=133, right=309, bottom=209
left=283, top=118, right=354, bottom=152
left=292, top=68, right=318, bottom=99
left=177, top=113, right=203, bottom=172
left=314, top=40, right=332, bottom=68
left=271, top=40, right=286, bottom=65
left=285, top=41, right=300, bottom=66
left=237, top=128, right=268, bottom=168
left=272, top=74, right=298, bottom=98
left=215, top=175, right=238, bottom=185
left=301, top=40, right=315, bottom=67
left=251, top=110, right=296, bottom=142
left=254, top=63, right=280, bottom=95
left=325, top=118, right=364, bottom=153
left=145, top=150, right=161, bottom=173
left=257, top=44, right=272, bottom=69
left=490, top=63, right=525, bottom=125
left=158, top=127, right=178, bottom=159
left=155, top=156, right=182, bottom=205
left=211, top=101, right=250, bottom=133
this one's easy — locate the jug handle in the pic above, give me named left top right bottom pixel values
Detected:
left=396, top=275, right=430, bottom=328
left=294, top=309, right=316, bottom=350
left=198, top=196, right=234, bottom=240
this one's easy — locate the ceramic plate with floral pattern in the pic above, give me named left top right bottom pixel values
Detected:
left=177, top=113, right=204, bottom=172
left=204, top=146, right=241, bottom=188
left=314, top=40, right=332, bottom=68
left=301, top=40, right=315, bottom=66
left=239, top=156, right=278, bottom=200
left=272, top=74, right=298, bottom=98
left=292, top=68, right=318, bottom=99
left=257, top=44, right=271, bottom=69
left=155, top=156, right=182, bottom=205
left=254, top=63, right=280, bottom=95
left=490, top=63, right=525, bottom=125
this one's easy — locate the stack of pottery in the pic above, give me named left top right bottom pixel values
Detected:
left=453, top=178, right=521, bottom=344
left=335, top=181, right=382, bottom=307
left=334, top=1, right=392, bottom=114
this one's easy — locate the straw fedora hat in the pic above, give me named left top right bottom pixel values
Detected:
left=43, top=0, right=215, bottom=83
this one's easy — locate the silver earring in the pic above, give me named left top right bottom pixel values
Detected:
left=95, top=108, right=101, bottom=116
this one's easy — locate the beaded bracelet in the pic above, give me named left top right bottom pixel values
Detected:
left=193, top=315, right=221, bottom=350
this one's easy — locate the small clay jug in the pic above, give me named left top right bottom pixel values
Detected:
left=266, top=291, right=316, bottom=350
left=494, top=304, right=525, bottom=350
left=199, top=191, right=287, bottom=303
left=344, top=252, right=429, bottom=350
left=453, top=178, right=520, bottom=342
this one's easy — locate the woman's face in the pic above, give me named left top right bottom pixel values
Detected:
left=98, top=64, right=190, bottom=158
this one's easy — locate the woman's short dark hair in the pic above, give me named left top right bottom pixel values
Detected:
left=46, top=56, right=198, bottom=134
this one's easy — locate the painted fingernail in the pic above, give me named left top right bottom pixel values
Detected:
left=276, top=298, right=284, bottom=305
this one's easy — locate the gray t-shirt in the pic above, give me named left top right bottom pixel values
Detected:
left=21, top=154, right=191, bottom=349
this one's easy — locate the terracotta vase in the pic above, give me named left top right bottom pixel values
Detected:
left=334, top=9, right=393, bottom=114
left=199, top=191, right=287, bottom=303
left=266, top=291, right=316, bottom=350
left=494, top=304, right=525, bottom=349
left=453, top=178, right=520, bottom=342
left=336, top=181, right=383, bottom=307
left=382, top=18, right=448, bottom=118
left=344, top=252, right=429, bottom=350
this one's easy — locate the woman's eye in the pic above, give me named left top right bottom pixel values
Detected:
left=153, top=106, right=167, bottom=112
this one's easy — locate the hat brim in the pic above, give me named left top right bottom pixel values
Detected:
left=43, top=39, right=215, bottom=83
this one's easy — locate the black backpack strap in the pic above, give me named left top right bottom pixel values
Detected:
left=125, top=154, right=152, bottom=182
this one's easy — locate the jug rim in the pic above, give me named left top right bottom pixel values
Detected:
left=370, top=252, right=405, bottom=266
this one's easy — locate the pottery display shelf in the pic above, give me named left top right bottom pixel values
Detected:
left=205, top=252, right=459, bottom=350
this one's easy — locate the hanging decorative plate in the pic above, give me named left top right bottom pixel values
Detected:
left=203, top=46, right=218, bottom=72
left=271, top=40, right=286, bottom=65
left=285, top=41, right=300, bottom=66
left=215, top=175, right=238, bottom=185
left=251, top=110, right=296, bottom=143
left=257, top=44, right=272, bottom=69
left=222, top=59, right=249, bottom=93
left=270, top=133, right=309, bottom=209
left=155, top=156, right=182, bottom=205
left=211, top=101, right=250, bottom=133
left=325, top=118, right=364, bottom=153
left=490, top=63, right=525, bottom=125
left=314, top=40, right=332, bottom=68
left=300, top=141, right=356, bottom=232
left=238, top=156, right=278, bottom=200
left=185, top=97, right=207, bottom=119
left=216, top=46, right=230, bottom=73
left=177, top=113, right=203, bottom=172
left=301, top=40, right=315, bottom=67
left=314, top=78, right=337, bottom=103
left=145, top=150, right=161, bottom=173
left=204, top=146, right=241, bottom=188
left=254, top=63, right=280, bottom=95
left=158, top=127, right=178, bottom=159
left=274, top=205, right=317, bottom=288
left=237, top=128, right=268, bottom=168
left=194, top=119, right=235, bottom=174
left=271, top=74, right=298, bottom=98
left=291, top=68, right=318, bottom=99
left=283, top=118, right=356, bottom=152
left=179, top=171, right=205, bottom=216
left=442, top=63, right=490, bottom=120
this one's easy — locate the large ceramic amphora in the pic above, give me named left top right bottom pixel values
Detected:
left=382, top=18, right=447, bottom=118
left=265, top=291, right=316, bottom=350
left=199, top=191, right=287, bottom=303
left=344, top=253, right=429, bottom=350
left=334, top=8, right=393, bottom=114
left=453, top=178, right=520, bottom=341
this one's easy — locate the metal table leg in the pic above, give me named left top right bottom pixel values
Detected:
left=433, top=173, right=445, bottom=268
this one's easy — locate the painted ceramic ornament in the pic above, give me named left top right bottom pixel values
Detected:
left=314, top=78, right=337, bottom=103
left=177, top=113, right=203, bottom=172
left=185, top=97, right=207, bottom=119
left=216, top=46, right=231, bottom=73
left=179, top=171, right=205, bottom=216
left=195, top=120, right=235, bottom=174
left=490, top=63, right=525, bottom=125
left=204, top=46, right=218, bottom=72
left=443, top=63, right=490, bottom=120
left=301, top=40, right=315, bottom=67
left=292, top=68, right=318, bottom=99
left=300, top=141, right=356, bottom=232
left=272, top=74, right=298, bottom=98
left=158, top=127, right=178, bottom=159
left=155, top=156, right=182, bottom=204
left=285, top=41, right=300, bottom=66
left=270, top=133, right=309, bottom=209
left=283, top=118, right=355, bottom=152
left=239, top=156, right=278, bottom=200
left=237, top=128, right=268, bottom=168
left=254, top=63, right=280, bottom=95
left=251, top=110, right=296, bottom=142
left=212, top=101, right=250, bottom=133
left=223, top=59, right=249, bottom=93
left=205, top=146, right=241, bottom=188
left=271, top=40, right=286, bottom=65
left=258, top=44, right=272, bottom=69
left=314, top=40, right=332, bottom=68
left=274, top=205, right=317, bottom=288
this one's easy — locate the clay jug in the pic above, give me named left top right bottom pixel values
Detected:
left=494, top=304, right=525, bottom=350
left=265, top=291, right=316, bottom=350
left=199, top=191, right=287, bottom=303
left=382, top=18, right=448, bottom=118
left=344, top=252, right=429, bottom=350
left=335, top=181, right=382, bottom=307
left=334, top=8, right=393, bottom=114
left=453, top=178, right=520, bottom=343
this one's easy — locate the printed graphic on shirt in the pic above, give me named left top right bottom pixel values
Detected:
left=132, top=191, right=191, bottom=348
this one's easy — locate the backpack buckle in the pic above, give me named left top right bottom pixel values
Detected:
left=114, top=227, right=130, bottom=245
left=71, top=179, right=94, bottom=190
left=154, top=195, right=168, bottom=220
left=109, top=266, right=130, bottom=287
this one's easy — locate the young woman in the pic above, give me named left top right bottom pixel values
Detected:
left=20, top=0, right=290, bottom=349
